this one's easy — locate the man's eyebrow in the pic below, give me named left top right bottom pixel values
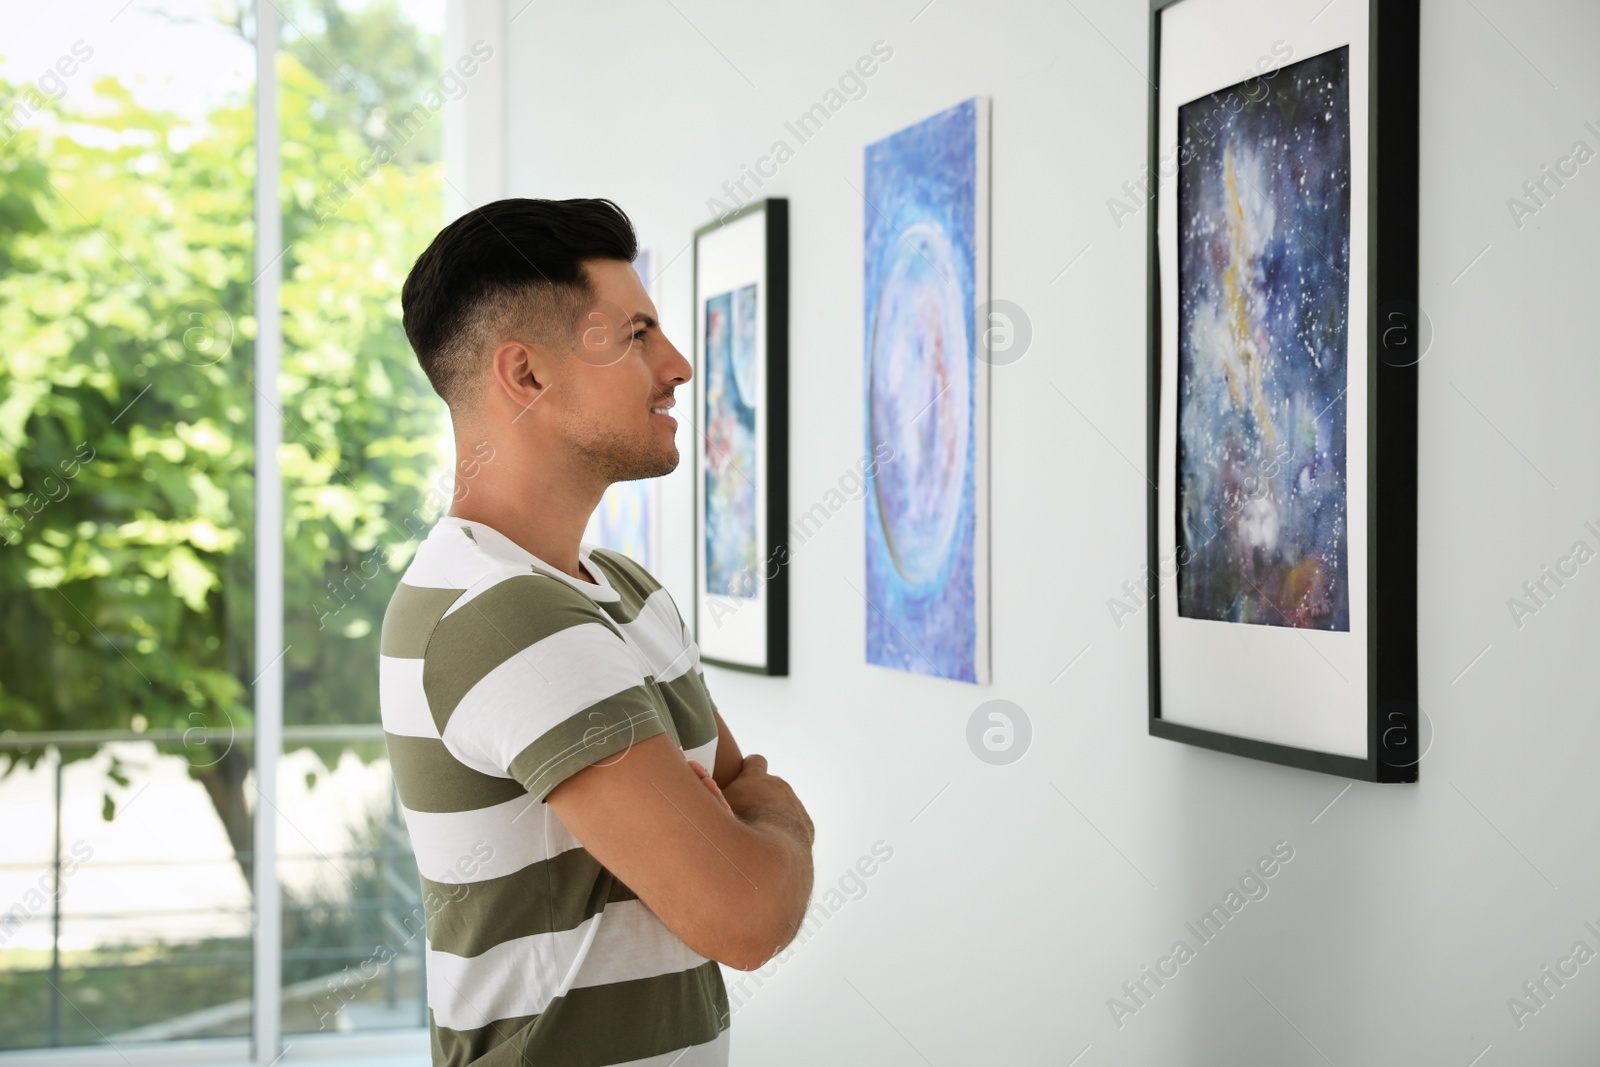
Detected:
left=629, top=312, right=659, bottom=330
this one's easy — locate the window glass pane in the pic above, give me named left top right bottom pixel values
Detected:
left=0, top=0, right=255, bottom=1050
left=273, top=0, right=447, bottom=1035
left=0, top=740, right=258, bottom=1047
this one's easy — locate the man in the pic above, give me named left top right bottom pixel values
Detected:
left=381, top=198, right=815, bottom=1066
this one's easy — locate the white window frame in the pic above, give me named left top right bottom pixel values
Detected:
left=252, top=1, right=284, bottom=1061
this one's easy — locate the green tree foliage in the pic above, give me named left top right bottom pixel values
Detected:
left=218, top=0, right=444, bottom=165
left=0, top=5, right=450, bottom=893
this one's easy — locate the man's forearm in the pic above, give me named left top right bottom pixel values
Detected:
left=715, top=753, right=815, bottom=968
left=741, top=802, right=813, bottom=852
left=733, top=804, right=815, bottom=962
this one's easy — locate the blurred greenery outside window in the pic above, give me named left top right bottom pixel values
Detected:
left=0, top=0, right=451, bottom=1049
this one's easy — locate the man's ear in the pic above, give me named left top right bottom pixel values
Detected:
left=489, top=338, right=556, bottom=417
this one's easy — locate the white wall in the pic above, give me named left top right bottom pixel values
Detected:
left=502, top=2, right=1600, bottom=1063
left=444, top=0, right=506, bottom=217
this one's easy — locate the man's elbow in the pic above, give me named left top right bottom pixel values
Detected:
left=660, top=817, right=815, bottom=970
left=684, top=875, right=813, bottom=971
left=702, top=908, right=804, bottom=972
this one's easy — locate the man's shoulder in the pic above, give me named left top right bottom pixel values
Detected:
left=587, top=546, right=661, bottom=595
left=587, top=548, right=686, bottom=630
left=383, top=542, right=613, bottom=666
left=385, top=559, right=664, bottom=783
left=422, top=570, right=623, bottom=661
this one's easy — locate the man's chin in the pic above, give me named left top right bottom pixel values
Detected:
left=615, top=449, right=678, bottom=482
left=652, top=440, right=681, bottom=476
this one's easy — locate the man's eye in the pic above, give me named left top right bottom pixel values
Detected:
left=632, top=330, right=647, bottom=341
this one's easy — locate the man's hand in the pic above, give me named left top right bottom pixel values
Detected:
left=721, top=754, right=814, bottom=847
left=686, top=758, right=732, bottom=814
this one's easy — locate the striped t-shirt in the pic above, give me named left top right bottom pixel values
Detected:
left=379, top=515, right=730, bottom=1067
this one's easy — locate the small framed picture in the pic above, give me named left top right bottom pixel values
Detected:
left=692, top=199, right=789, bottom=675
left=1147, top=0, right=1420, bottom=780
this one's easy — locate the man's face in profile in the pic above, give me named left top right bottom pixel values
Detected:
left=553, top=257, right=692, bottom=485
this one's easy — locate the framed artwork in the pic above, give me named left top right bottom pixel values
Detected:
left=1147, top=0, right=1419, bottom=781
left=585, top=254, right=664, bottom=571
left=863, top=97, right=990, bottom=685
left=691, top=199, right=789, bottom=675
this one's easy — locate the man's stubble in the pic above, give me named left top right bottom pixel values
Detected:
left=561, top=404, right=680, bottom=486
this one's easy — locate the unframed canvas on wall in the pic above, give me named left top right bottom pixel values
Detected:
left=1147, top=0, right=1419, bottom=781
left=863, top=96, right=991, bottom=685
left=692, top=200, right=789, bottom=674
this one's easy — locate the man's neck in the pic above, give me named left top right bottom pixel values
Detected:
left=447, top=438, right=604, bottom=583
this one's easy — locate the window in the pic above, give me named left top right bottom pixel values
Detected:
left=0, top=1, right=451, bottom=1059
left=274, top=0, right=447, bottom=1039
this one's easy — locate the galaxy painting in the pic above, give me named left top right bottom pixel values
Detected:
left=863, top=97, right=986, bottom=682
left=703, top=283, right=759, bottom=598
left=1176, top=47, right=1352, bottom=632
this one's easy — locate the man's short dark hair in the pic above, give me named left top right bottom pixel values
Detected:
left=401, top=197, right=638, bottom=408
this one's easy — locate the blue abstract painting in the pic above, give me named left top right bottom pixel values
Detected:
left=864, top=98, right=982, bottom=682
left=703, top=284, right=759, bottom=598
left=1176, top=47, right=1352, bottom=631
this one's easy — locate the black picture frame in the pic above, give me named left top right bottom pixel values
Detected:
left=1146, top=0, right=1419, bottom=782
left=691, top=198, right=789, bottom=676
